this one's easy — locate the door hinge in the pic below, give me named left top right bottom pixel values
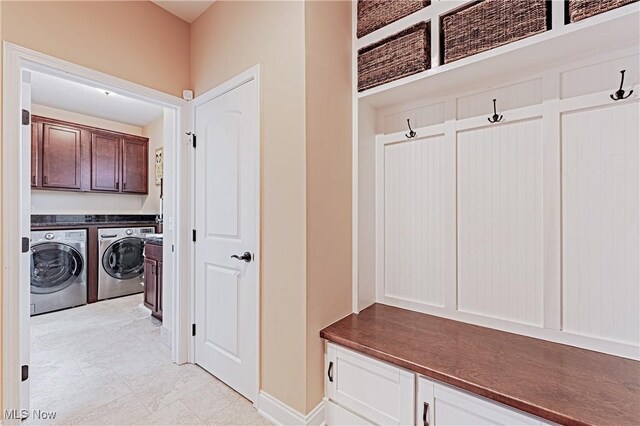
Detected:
left=21, top=365, right=29, bottom=381
left=186, top=132, right=196, bottom=148
left=192, top=324, right=196, bottom=336
left=22, top=109, right=30, bottom=125
left=22, top=237, right=30, bottom=253
left=192, top=229, right=196, bottom=242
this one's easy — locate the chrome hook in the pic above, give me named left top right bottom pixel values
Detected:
left=405, top=119, right=417, bottom=139
left=487, top=99, right=503, bottom=123
left=610, top=70, right=634, bottom=101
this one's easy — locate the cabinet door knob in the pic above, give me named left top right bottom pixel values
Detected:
left=423, top=402, right=429, bottom=426
left=43, top=176, right=48, bottom=184
left=327, top=361, right=334, bottom=382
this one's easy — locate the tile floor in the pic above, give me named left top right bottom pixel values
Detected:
left=28, top=294, right=270, bottom=426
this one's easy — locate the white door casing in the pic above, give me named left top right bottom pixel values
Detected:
left=193, top=69, right=260, bottom=402
left=20, top=70, right=32, bottom=417
left=3, top=43, right=186, bottom=420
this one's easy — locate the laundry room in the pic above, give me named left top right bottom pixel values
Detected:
left=27, top=69, right=174, bottom=417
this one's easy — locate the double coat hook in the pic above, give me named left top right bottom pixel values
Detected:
left=488, top=99, right=503, bottom=123
left=405, top=119, right=417, bottom=139
left=610, top=70, right=634, bottom=101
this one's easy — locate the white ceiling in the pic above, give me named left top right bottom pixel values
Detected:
left=152, top=0, right=215, bottom=23
left=31, top=72, right=164, bottom=127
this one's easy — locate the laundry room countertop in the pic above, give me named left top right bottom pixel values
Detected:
left=31, top=214, right=159, bottom=228
left=144, top=235, right=163, bottom=245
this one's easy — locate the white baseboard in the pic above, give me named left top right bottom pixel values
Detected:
left=257, top=391, right=325, bottom=426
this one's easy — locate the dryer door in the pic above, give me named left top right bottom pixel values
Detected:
left=102, top=237, right=145, bottom=280
left=30, top=242, right=84, bottom=294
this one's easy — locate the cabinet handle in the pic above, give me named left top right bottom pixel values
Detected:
left=123, top=182, right=126, bottom=190
left=31, top=175, right=35, bottom=185
left=327, top=361, right=334, bottom=382
left=115, top=182, right=119, bottom=190
left=422, top=402, right=429, bottom=426
left=43, top=176, right=48, bottom=184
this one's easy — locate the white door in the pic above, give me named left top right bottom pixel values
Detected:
left=193, top=75, right=259, bottom=402
left=21, top=70, right=32, bottom=417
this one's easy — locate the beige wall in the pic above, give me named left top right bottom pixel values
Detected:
left=0, top=1, right=189, bottom=411
left=191, top=0, right=309, bottom=412
left=304, top=0, right=353, bottom=413
left=192, top=0, right=352, bottom=414
left=141, top=115, right=164, bottom=215
left=1, top=1, right=190, bottom=97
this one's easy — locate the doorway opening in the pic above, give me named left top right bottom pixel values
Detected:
left=2, top=43, right=194, bottom=422
left=3, top=44, right=263, bottom=424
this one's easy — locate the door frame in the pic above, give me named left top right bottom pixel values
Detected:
left=2, top=42, right=191, bottom=419
left=188, top=65, right=262, bottom=404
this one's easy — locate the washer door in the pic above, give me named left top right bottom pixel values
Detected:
left=31, top=242, right=84, bottom=294
left=102, top=237, right=145, bottom=280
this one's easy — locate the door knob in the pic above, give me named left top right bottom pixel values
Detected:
left=231, top=252, right=252, bottom=263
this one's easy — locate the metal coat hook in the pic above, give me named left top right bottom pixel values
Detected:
left=610, top=70, right=634, bottom=101
left=405, top=119, right=417, bottom=139
left=487, top=99, right=503, bottom=123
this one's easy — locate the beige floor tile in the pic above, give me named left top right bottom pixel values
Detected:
left=134, top=401, right=204, bottom=426
left=69, top=395, right=151, bottom=425
left=30, top=294, right=264, bottom=426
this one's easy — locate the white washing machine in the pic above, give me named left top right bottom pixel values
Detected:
left=98, top=227, right=155, bottom=300
left=30, top=229, right=87, bottom=315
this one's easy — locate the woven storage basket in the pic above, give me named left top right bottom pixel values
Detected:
left=358, top=22, right=430, bottom=92
left=567, top=0, right=638, bottom=23
left=357, top=0, right=430, bottom=38
left=442, top=0, right=548, bottom=64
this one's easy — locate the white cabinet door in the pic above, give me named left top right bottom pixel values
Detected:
left=417, top=376, right=542, bottom=426
left=326, top=400, right=373, bottom=426
left=562, top=100, right=639, bottom=346
left=326, top=343, right=415, bottom=425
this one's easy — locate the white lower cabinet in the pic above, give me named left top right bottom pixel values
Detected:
left=325, top=343, right=550, bottom=426
left=325, top=343, right=414, bottom=425
left=416, top=376, right=547, bottom=426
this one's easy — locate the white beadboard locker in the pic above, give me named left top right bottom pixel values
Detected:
left=370, top=51, right=640, bottom=359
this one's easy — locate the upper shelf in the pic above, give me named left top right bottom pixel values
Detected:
left=357, top=2, right=640, bottom=108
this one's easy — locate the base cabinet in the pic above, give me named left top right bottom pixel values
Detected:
left=325, top=343, right=550, bottom=426
left=417, top=377, right=545, bottom=426
left=143, top=242, right=163, bottom=321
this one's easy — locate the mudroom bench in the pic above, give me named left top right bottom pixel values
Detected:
left=320, top=304, right=639, bottom=426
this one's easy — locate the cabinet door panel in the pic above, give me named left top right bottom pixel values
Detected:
left=42, top=123, right=82, bottom=189
left=144, top=258, right=157, bottom=311
left=433, top=382, right=541, bottom=425
left=562, top=101, right=639, bottom=345
left=122, top=138, right=148, bottom=194
left=31, top=122, right=40, bottom=187
left=91, top=132, right=121, bottom=192
left=326, top=343, right=414, bottom=425
left=157, top=260, right=163, bottom=320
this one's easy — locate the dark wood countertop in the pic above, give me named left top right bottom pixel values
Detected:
left=320, top=303, right=640, bottom=426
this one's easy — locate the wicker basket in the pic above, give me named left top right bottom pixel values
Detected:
left=567, top=0, right=638, bottom=23
left=442, top=0, right=549, bottom=64
left=357, top=0, right=430, bottom=38
left=358, top=22, right=430, bottom=92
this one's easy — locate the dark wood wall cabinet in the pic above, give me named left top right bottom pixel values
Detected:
left=31, top=115, right=149, bottom=195
left=144, top=241, right=163, bottom=321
